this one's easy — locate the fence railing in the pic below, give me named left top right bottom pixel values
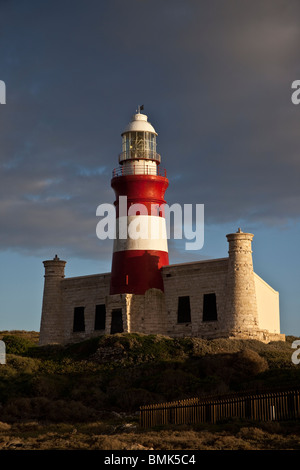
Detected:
left=140, top=388, right=300, bottom=428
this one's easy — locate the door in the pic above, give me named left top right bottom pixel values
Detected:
left=110, top=309, right=124, bottom=334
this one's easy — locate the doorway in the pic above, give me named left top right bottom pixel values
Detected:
left=110, top=309, right=124, bottom=334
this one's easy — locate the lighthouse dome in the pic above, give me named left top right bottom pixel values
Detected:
left=122, top=112, right=157, bottom=136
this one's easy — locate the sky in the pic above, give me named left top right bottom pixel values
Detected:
left=0, top=0, right=299, bottom=335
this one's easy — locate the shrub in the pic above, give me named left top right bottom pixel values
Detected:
left=2, top=335, right=37, bottom=355
left=233, top=349, right=269, bottom=376
left=5, top=355, right=40, bottom=374
left=2, top=397, right=96, bottom=423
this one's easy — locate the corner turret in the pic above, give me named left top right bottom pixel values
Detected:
left=224, top=229, right=259, bottom=337
left=39, top=255, right=66, bottom=345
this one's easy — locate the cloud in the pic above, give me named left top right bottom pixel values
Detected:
left=0, top=0, right=300, bottom=259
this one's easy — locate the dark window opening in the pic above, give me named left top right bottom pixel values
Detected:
left=73, top=306, right=85, bottom=332
left=177, top=296, right=191, bottom=323
left=203, top=293, right=218, bottom=321
left=110, top=309, right=124, bottom=334
left=95, top=304, right=106, bottom=330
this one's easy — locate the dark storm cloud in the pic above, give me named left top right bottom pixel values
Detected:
left=0, top=0, right=300, bottom=259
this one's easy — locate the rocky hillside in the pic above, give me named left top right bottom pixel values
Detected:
left=0, top=331, right=299, bottom=424
left=0, top=331, right=299, bottom=450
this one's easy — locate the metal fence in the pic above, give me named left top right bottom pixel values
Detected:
left=140, top=388, right=300, bottom=428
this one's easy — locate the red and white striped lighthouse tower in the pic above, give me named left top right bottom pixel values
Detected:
left=110, top=107, right=169, bottom=295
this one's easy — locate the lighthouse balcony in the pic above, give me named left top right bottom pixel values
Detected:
left=119, top=150, right=161, bottom=164
left=112, top=164, right=167, bottom=178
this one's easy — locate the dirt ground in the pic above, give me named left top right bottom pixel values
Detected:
left=0, top=420, right=299, bottom=450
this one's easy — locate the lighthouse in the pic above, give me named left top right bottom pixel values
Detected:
left=110, top=107, right=169, bottom=296
left=39, top=108, right=284, bottom=344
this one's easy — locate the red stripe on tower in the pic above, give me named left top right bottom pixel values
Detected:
left=110, top=107, right=169, bottom=295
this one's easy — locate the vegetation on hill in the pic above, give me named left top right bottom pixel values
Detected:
left=0, top=331, right=299, bottom=450
left=0, top=331, right=299, bottom=421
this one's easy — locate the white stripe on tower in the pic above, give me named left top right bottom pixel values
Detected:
left=113, top=215, right=168, bottom=252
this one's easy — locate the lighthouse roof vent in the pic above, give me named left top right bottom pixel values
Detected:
left=122, top=109, right=157, bottom=136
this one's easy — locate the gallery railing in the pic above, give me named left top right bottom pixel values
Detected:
left=112, top=165, right=167, bottom=178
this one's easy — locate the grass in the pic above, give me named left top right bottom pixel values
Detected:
left=0, top=418, right=299, bottom=450
left=0, top=330, right=299, bottom=449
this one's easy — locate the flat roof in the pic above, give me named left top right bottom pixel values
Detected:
left=162, top=257, right=229, bottom=269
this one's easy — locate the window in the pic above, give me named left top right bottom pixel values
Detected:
left=177, top=296, right=191, bottom=323
left=121, top=131, right=157, bottom=161
left=73, top=306, right=85, bottom=332
left=95, top=304, right=106, bottom=330
left=110, top=309, right=124, bottom=334
left=203, top=293, right=218, bottom=322
left=129, top=132, right=144, bottom=154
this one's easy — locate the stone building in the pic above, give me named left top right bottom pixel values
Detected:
left=39, top=110, right=284, bottom=345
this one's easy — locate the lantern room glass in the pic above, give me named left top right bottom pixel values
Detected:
left=122, top=131, right=157, bottom=161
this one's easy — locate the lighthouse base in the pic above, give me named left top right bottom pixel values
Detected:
left=40, top=232, right=284, bottom=346
left=105, top=289, right=168, bottom=336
